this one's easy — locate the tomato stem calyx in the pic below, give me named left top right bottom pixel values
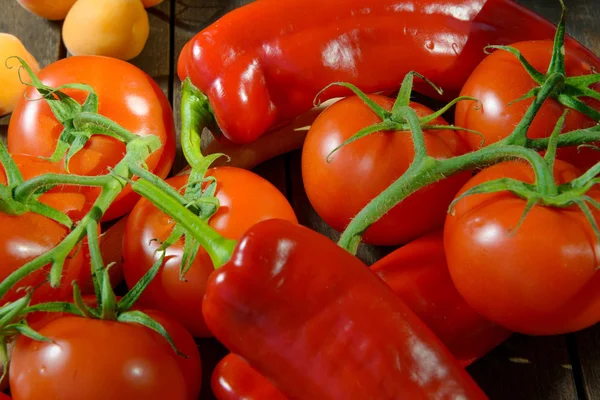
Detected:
left=319, top=73, right=480, bottom=162
left=485, top=1, right=600, bottom=123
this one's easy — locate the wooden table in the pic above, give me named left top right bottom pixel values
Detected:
left=2, top=1, right=600, bottom=399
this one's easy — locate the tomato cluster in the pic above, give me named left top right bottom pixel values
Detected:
left=2, top=2, right=600, bottom=400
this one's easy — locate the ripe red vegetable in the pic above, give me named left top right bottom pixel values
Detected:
left=0, top=155, right=85, bottom=306
left=203, top=219, right=487, bottom=399
left=445, top=160, right=600, bottom=334
left=123, top=167, right=297, bottom=337
left=302, top=94, right=469, bottom=246
left=371, top=231, right=511, bottom=366
left=10, top=309, right=201, bottom=400
left=177, top=0, right=596, bottom=144
left=456, top=41, right=600, bottom=171
left=8, top=56, right=176, bottom=221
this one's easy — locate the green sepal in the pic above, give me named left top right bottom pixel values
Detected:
left=28, top=200, right=73, bottom=229
left=546, top=0, right=567, bottom=76
left=0, top=338, right=8, bottom=384
left=180, top=234, right=200, bottom=279
left=313, top=82, right=391, bottom=119
left=23, top=301, right=83, bottom=316
left=448, top=178, right=535, bottom=215
left=507, top=198, right=539, bottom=235
left=100, top=266, right=118, bottom=321
left=117, top=252, right=166, bottom=313
left=0, top=293, right=32, bottom=327
left=10, top=322, right=53, bottom=343
left=575, top=199, right=600, bottom=255
left=73, top=282, right=98, bottom=319
left=117, top=310, right=188, bottom=358
left=557, top=94, right=600, bottom=121
left=484, top=45, right=546, bottom=85
left=326, top=121, right=398, bottom=163
left=544, top=109, right=570, bottom=170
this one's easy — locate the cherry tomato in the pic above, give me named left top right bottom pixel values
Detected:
left=123, top=167, right=297, bottom=337
left=444, top=160, right=600, bottom=334
left=8, top=56, right=176, bottom=221
left=455, top=41, right=600, bottom=171
left=302, top=94, right=470, bottom=246
left=0, top=155, right=85, bottom=306
left=10, top=309, right=201, bottom=400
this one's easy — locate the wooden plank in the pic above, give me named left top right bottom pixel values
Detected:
left=129, top=1, right=172, bottom=99
left=576, top=325, right=600, bottom=399
left=468, top=335, right=578, bottom=400
left=0, top=0, right=63, bottom=126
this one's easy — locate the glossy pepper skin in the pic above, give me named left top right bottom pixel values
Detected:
left=371, top=231, right=511, bottom=367
left=203, top=219, right=488, bottom=400
left=212, top=353, right=287, bottom=400
left=211, top=232, right=509, bottom=400
left=177, top=0, right=596, bottom=144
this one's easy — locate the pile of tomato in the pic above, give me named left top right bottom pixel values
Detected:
left=2, top=0, right=600, bottom=399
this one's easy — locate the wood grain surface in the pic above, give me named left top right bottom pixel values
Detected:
left=2, top=0, right=599, bottom=399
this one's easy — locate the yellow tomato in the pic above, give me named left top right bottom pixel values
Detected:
left=16, top=0, right=77, bottom=21
left=142, top=0, right=164, bottom=7
left=62, top=0, right=149, bottom=61
left=0, top=34, right=40, bottom=116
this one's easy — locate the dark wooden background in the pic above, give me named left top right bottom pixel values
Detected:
left=1, top=0, right=600, bottom=399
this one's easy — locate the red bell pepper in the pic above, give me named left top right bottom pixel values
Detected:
left=177, top=0, right=596, bottom=144
left=211, top=231, right=509, bottom=400
left=203, top=219, right=488, bottom=400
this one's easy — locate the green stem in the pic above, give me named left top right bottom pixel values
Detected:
left=338, top=145, right=550, bottom=254
left=0, top=142, right=23, bottom=186
left=14, top=173, right=110, bottom=203
left=181, top=78, right=214, bottom=167
left=503, top=72, right=565, bottom=146
left=527, top=126, right=600, bottom=149
left=0, top=136, right=160, bottom=300
left=132, top=178, right=236, bottom=268
left=73, top=112, right=138, bottom=143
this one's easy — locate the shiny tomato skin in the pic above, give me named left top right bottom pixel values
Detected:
left=7, top=55, right=176, bottom=221
left=302, top=94, right=470, bottom=246
left=9, top=309, right=201, bottom=400
left=123, top=167, right=298, bottom=337
left=444, top=160, right=600, bottom=334
left=456, top=41, right=600, bottom=171
left=0, top=155, right=84, bottom=306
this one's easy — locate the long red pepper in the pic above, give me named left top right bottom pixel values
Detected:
left=212, top=354, right=287, bottom=400
left=202, top=219, right=488, bottom=399
left=211, top=231, right=509, bottom=400
left=371, top=231, right=511, bottom=367
left=177, top=0, right=597, bottom=144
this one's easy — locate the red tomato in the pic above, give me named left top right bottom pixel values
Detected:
left=444, top=160, right=600, bottom=334
left=302, top=94, right=470, bottom=246
left=123, top=167, right=298, bottom=337
left=0, top=155, right=85, bottom=306
left=455, top=41, right=600, bottom=171
left=0, top=393, right=10, bottom=400
left=10, top=309, right=201, bottom=400
left=8, top=55, right=176, bottom=221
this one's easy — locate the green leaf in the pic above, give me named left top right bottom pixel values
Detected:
left=118, top=310, right=188, bottom=358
